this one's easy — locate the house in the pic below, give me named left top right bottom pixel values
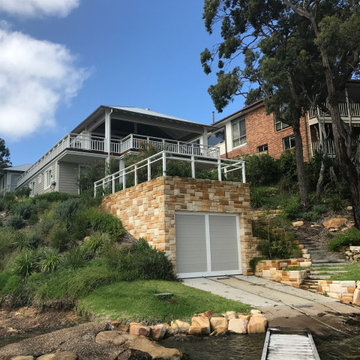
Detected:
left=0, top=164, right=31, bottom=195
left=211, top=81, right=360, bottom=161
left=16, top=106, right=216, bottom=196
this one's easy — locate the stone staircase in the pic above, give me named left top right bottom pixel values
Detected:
left=297, top=229, right=348, bottom=292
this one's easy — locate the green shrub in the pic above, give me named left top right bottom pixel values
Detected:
left=33, top=192, right=74, bottom=203
left=279, top=149, right=297, bottom=191
left=82, top=233, right=111, bottom=258
left=166, top=160, right=192, bottom=178
left=249, top=256, right=264, bottom=273
left=15, top=187, right=31, bottom=198
left=28, top=213, right=39, bottom=225
left=250, top=186, right=279, bottom=209
left=62, top=247, right=86, bottom=269
left=40, top=249, right=60, bottom=273
left=50, top=224, right=72, bottom=251
left=103, top=238, right=176, bottom=281
left=54, top=198, right=81, bottom=226
left=302, top=211, right=319, bottom=222
left=327, top=228, right=360, bottom=252
left=0, top=197, right=4, bottom=211
left=0, top=270, right=23, bottom=295
left=72, top=208, right=125, bottom=241
left=281, top=196, right=301, bottom=220
left=7, top=214, right=24, bottom=229
left=33, top=199, right=50, bottom=213
left=14, top=201, right=37, bottom=220
left=23, top=232, right=43, bottom=249
left=245, top=154, right=280, bottom=186
left=325, top=193, right=346, bottom=212
left=38, top=217, right=55, bottom=237
left=13, top=249, right=40, bottom=278
left=2, top=192, right=16, bottom=211
left=253, top=219, right=302, bottom=259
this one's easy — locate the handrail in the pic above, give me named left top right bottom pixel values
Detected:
left=309, top=103, right=360, bottom=119
left=94, top=150, right=246, bottom=197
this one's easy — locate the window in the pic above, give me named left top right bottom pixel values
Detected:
left=44, top=169, right=52, bottom=188
left=283, top=135, right=295, bottom=150
left=232, top=117, right=246, bottom=147
left=30, top=181, right=35, bottom=197
left=274, top=116, right=290, bottom=131
left=257, top=144, right=268, bottom=153
left=208, top=128, right=225, bottom=146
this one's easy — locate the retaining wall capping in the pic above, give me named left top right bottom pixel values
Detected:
left=102, top=176, right=261, bottom=275
left=345, top=246, right=360, bottom=262
left=255, top=259, right=311, bottom=288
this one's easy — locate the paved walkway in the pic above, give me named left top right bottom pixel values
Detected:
left=183, top=275, right=360, bottom=335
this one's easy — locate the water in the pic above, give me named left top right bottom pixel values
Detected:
left=161, top=332, right=360, bottom=360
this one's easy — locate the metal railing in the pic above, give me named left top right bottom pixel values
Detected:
left=309, top=103, right=360, bottom=120
left=94, top=150, right=246, bottom=197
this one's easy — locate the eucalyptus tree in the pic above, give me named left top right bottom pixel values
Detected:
left=0, top=138, right=11, bottom=172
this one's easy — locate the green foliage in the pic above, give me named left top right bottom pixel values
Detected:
left=13, top=249, right=39, bottom=278
left=14, top=201, right=37, bottom=220
left=327, top=228, right=360, bottom=252
left=250, top=186, right=281, bottom=209
left=39, top=249, right=60, bottom=273
left=281, top=196, right=301, bottom=220
left=249, top=256, right=264, bottom=273
left=166, top=160, right=191, bottom=178
left=49, top=224, right=72, bottom=252
left=279, top=150, right=298, bottom=192
left=2, top=192, right=16, bottom=211
left=62, top=247, right=86, bottom=269
left=28, top=213, right=39, bottom=225
left=32, top=192, right=74, bottom=203
left=253, top=219, right=302, bottom=259
left=54, top=198, right=81, bottom=226
left=37, top=216, right=55, bottom=237
left=82, top=233, right=111, bottom=259
left=7, top=214, right=24, bottom=229
left=245, top=154, right=280, bottom=186
left=102, top=238, right=176, bottom=281
left=72, top=208, right=125, bottom=241
left=325, top=193, right=347, bottom=212
left=15, top=187, right=31, bottom=198
left=0, top=271, right=22, bottom=295
left=0, top=137, right=11, bottom=170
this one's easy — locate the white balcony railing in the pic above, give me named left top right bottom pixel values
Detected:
left=311, top=139, right=336, bottom=157
left=94, top=150, right=245, bottom=197
left=17, top=132, right=220, bottom=188
left=309, top=103, right=360, bottom=120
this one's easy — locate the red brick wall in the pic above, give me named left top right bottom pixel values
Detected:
left=225, top=106, right=311, bottom=161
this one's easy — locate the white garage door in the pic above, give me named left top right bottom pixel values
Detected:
left=175, top=212, right=242, bottom=278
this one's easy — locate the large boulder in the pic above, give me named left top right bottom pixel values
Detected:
left=247, top=315, right=268, bottom=334
left=228, top=318, right=248, bottom=334
left=210, top=317, right=228, bottom=332
left=150, top=324, right=166, bottom=341
left=353, top=287, right=360, bottom=306
left=129, top=323, right=151, bottom=337
left=191, top=315, right=210, bottom=335
left=95, top=331, right=127, bottom=346
left=174, top=320, right=190, bottom=333
left=323, top=218, right=347, bottom=229
left=224, top=311, right=237, bottom=321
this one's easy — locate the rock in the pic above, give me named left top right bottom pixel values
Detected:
left=126, top=335, right=182, bottom=360
left=111, top=320, right=120, bottom=328
left=37, top=352, right=77, bottom=360
left=11, top=357, right=34, bottom=360
left=250, top=309, right=262, bottom=316
left=191, top=315, right=210, bottom=335
left=247, top=315, right=268, bottom=334
left=129, top=322, right=151, bottom=337
left=202, top=310, right=214, bottom=319
left=225, top=311, right=237, bottom=320
left=116, top=349, right=151, bottom=360
left=323, top=218, right=347, bottom=229
left=170, top=321, right=179, bottom=330
left=228, top=318, right=248, bottom=334
left=347, top=206, right=353, bottom=211
left=95, top=331, right=128, bottom=346
left=210, top=316, right=228, bottom=331
left=119, top=323, right=130, bottom=332
left=150, top=324, right=166, bottom=341
left=7, top=327, right=19, bottom=334
left=292, top=221, right=304, bottom=227
left=210, top=327, right=228, bottom=336
left=239, top=314, right=251, bottom=321
left=353, top=288, right=360, bottom=306
left=174, top=320, right=190, bottom=333
left=188, top=326, right=209, bottom=336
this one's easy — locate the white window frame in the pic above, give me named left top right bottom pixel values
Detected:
left=283, top=135, right=296, bottom=150
left=232, top=117, right=246, bottom=148
left=257, top=144, right=268, bottom=153
left=208, top=128, right=225, bottom=146
left=44, top=168, right=52, bottom=189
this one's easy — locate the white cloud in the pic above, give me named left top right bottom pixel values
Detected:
left=0, top=28, right=89, bottom=139
left=0, top=0, right=79, bottom=18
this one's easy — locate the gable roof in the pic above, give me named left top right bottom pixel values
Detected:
left=3, top=164, right=32, bottom=172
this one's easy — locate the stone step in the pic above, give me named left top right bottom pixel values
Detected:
left=312, top=259, right=346, bottom=264
left=311, top=262, right=347, bottom=267
left=310, top=270, right=347, bottom=275
left=309, top=275, right=331, bottom=280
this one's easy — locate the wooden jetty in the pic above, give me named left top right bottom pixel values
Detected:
left=261, top=327, right=321, bottom=360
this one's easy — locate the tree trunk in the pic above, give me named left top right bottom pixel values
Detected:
left=293, top=120, right=308, bottom=209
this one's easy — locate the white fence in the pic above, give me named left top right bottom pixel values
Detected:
left=309, top=103, right=360, bottom=120
left=94, top=150, right=246, bottom=197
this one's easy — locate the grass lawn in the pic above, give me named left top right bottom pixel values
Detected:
left=76, top=280, right=251, bottom=324
left=329, top=262, right=360, bottom=281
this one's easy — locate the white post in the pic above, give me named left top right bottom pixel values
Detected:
left=191, top=155, right=195, bottom=178
left=102, top=178, right=105, bottom=193
left=147, top=158, right=151, bottom=181
left=224, top=167, right=227, bottom=180
left=94, top=183, right=97, bottom=198
left=202, top=128, right=208, bottom=156
left=134, top=165, right=138, bottom=185
left=162, top=152, right=167, bottom=176
left=242, top=161, right=246, bottom=183
left=130, top=134, right=134, bottom=149
left=112, top=174, right=115, bottom=194
left=104, top=110, right=112, bottom=164
left=217, top=158, right=222, bottom=181
left=122, top=171, right=126, bottom=190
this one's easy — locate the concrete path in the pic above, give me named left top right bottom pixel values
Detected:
left=183, top=275, right=360, bottom=335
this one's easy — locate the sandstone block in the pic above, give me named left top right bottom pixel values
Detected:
left=210, top=327, right=228, bottom=336
left=225, top=311, right=237, bottom=320
left=228, top=318, right=248, bottom=334
left=11, top=357, right=34, bottom=360
left=210, top=317, right=228, bottom=331
left=150, top=324, right=166, bottom=340
left=95, top=331, right=128, bottom=346
left=323, top=218, right=347, bottom=229
left=188, top=325, right=209, bottom=336
left=247, top=315, right=268, bottom=334
left=191, top=315, right=210, bottom=334
left=250, top=309, right=262, bottom=316
left=174, top=320, right=190, bottom=333
left=292, top=221, right=304, bottom=227
left=37, top=352, right=77, bottom=360
left=353, top=288, right=360, bottom=306
left=129, top=322, right=151, bottom=337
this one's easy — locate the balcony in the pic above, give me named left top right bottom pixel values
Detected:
left=17, top=133, right=220, bottom=188
left=311, top=139, right=336, bottom=157
left=309, top=103, right=360, bottom=125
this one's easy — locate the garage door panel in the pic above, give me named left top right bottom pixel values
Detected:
left=209, top=215, right=239, bottom=272
left=176, top=214, right=207, bottom=274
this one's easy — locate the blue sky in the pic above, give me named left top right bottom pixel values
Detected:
left=0, top=1, right=246, bottom=166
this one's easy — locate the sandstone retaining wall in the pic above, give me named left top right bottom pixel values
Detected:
left=102, top=176, right=260, bottom=275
